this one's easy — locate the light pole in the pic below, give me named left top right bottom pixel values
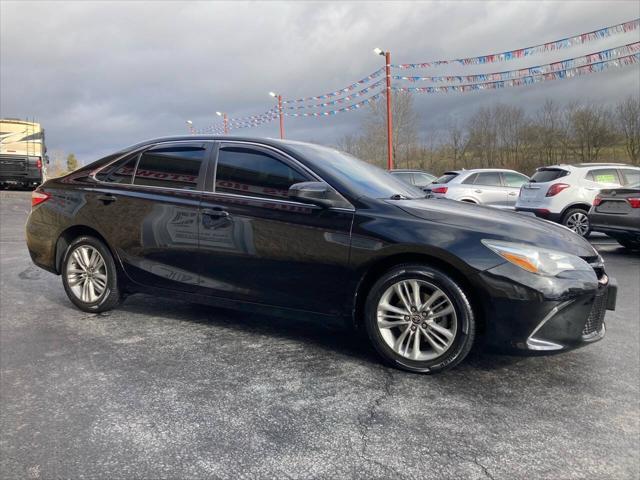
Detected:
left=374, top=47, right=393, bottom=170
left=269, top=91, right=285, bottom=139
left=186, top=120, right=194, bottom=135
left=216, top=111, right=229, bottom=134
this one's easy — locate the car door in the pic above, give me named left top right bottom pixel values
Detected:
left=501, top=172, right=529, bottom=208
left=471, top=171, right=505, bottom=207
left=90, top=141, right=211, bottom=292
left=197, top=141, right=354, bottom=315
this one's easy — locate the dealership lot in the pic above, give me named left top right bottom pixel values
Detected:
left=1, top=190, right=638, bottom=479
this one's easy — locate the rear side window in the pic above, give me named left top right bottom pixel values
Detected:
left=474, top=172, right=502, bottom=187
left=620, top=169, right=640, bottom=186
left=531, top=169, right=568, bottom=183
left=391, top=172, right=415, bottom=184
left=586, top=168, right=621, bottom=185
left=434, top=173, right=458, bottom=184
left=413, top=173, right=435, bottom=187
left=502, top=172, right=529, bottom=187
left=95, top=153, right=139, bottom=184
left=215, top=146, right=308, bottom=200
left=133, top=144, right=207, bottom=190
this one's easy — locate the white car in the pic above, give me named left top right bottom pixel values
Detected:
left=425, top=169, right=529, bottom=209
left=516, top=163, right=640, bottom=237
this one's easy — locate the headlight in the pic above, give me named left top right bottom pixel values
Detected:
left=481, top=239, right=593, bottom=276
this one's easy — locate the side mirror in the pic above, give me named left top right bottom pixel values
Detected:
left=288, top=181, right=351, bottom=209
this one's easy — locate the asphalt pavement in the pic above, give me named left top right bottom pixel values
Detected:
left=1, top=190, right=639, bottom=479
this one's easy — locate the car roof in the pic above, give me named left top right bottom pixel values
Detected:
left=390, top=169, right=433, bottom=174
left=122, top=135, right=305, bottom=152
left=443, top=168, right=524, bottom=174
left=540, top=163, right=631, bottom=170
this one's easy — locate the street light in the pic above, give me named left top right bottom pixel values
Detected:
left=374, top=47, right=394, bottom=170
left=269, top=91, right=285, bottom=139
left=185, top=120, right=194, bottom=135
left=216, top=111, right=229, bottom=135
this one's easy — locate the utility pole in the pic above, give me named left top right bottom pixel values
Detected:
left=269, top=92, right=285, bottom=139
left=374, top=48, right=394, bottom=170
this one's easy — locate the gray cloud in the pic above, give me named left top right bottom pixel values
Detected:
left=1, top=1, right=639, bottom=162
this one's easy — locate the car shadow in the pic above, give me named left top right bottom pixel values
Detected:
left=112, top=293, right=526, bottom=372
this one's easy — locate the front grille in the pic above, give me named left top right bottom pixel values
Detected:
left=582, top=291, right=607, bottom=336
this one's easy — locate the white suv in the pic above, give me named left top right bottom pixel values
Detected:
left=516, top=163, right=640, bottom=237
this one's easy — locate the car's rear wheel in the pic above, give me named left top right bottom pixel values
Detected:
left=562, top=208, right=591, bottom=237
left=62, top=236, right=121, bottom=313
left=364, top=264, right=475, bottom=374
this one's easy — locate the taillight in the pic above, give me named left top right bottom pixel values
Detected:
left=628, top=197, right=640, bottom=208
left=593, top=195, right=603, bottom=206
left=36, top=158, right=42, bottom=170
left=31, top=190, right=51, bottom=208
left=432, top=186, right=448, bottom=194
left=546, top=183, right=570, bottom=197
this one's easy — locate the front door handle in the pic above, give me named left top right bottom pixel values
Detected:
left=474, top=189, right=483, bottom=194
left=97, top=194, right=117, bottom=204
left=508, top=192, right=517, bottom=196
left=202, top=208, right=229, bottom=218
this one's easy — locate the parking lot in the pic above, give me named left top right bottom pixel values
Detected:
left=1, top=189, right=638, bottom=479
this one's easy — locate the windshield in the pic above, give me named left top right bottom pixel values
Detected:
left=286, top=143, right=425, bottom=199
left=531, top=168, right=568, bottom=183
left=434, top=173, right=458, bottom=184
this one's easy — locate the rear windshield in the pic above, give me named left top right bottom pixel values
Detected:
left=531, top=168, right=568, bottom=183
left=434, top=173, right=459, bottom=184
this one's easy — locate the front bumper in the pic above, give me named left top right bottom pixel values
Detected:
left=476, top=261, right=617, bottom=354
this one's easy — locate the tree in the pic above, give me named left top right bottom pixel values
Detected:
left=66, top=153, right=78, bottom=172
left=616, top=96, right=640, bottom=163
left=447, top=120, right=469, bottom=170
left=568, top=104, right=616, bottom=162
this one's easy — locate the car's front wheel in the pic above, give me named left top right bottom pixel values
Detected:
left=364, top=264, right=476, bottom=373
left=61, top=236, right=122, bottom=313
left=562, top=208, right=591, bottom=237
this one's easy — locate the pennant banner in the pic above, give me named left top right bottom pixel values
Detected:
left=394, top=18, right=639, bottom=69
left=393, top=42, right=640, bottom=83
left=285, top=79, right=386, bottom=110
left=282, top=68, right=385, bottom=104
left=392, top=52, right=639, bottom=94
left=285, top=91, right=384, bottom=117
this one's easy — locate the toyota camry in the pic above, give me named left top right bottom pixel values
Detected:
left=26, top=136, right=617, bottom=373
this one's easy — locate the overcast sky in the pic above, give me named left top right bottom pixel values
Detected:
left=1, top=1, right=639, bottom=163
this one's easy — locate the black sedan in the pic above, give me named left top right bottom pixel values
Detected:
left=589, top=184, right=640, bottom=250
left=26, top=136, right=617, bottom=373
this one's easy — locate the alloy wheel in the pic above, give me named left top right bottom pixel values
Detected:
left=65, top=245, right=108, bottom=303
left=376, top=279, right=457, bottom=361
left=565, top=211, right=589, bottom=236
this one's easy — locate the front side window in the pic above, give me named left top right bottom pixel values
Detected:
left=502, top=172, right=529, bottom=187
left=586, top=168, right=621, bottom=185
left=95, top=153, right=139, bottom=184
left=474, top=172, right=502, bottom=187
left=215, top=146, right=308, bottom=200
left=133, top=144, right=207, bottom=190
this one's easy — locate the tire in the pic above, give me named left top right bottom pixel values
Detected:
left=61, top=235, right=121, bottom=313
left=364, top=264, right=476, bottom=374
left=617, top=237, right=640, bottom=250
left=562, top=208, right=591, bottom=237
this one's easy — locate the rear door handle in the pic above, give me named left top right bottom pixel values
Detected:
left=474, top=189, right=483, bottom=194
left=97, top=194, right=117, bottom=204
left=508, top=192, right=517, bottom=196
left=202, top=208, right=229, bottom=218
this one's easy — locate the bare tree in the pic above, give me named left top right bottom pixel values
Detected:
left=447, top=119, right=469, bottom=170
left=616, top=96, right=640, bottom=163
left=568, top=104, right=617, bottom=162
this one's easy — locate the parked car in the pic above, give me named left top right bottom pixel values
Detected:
left=389, top=169, right=436, bottom=190
left=424, top=169, right=529, bottom=209
left=26, top=136, right=616, bottom=374
left=516, top=163, right=640, bottom=237
left=589, top=183, right=640, bottom=250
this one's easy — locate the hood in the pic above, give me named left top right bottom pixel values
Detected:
left=390, top=198, right=597, bottom=258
